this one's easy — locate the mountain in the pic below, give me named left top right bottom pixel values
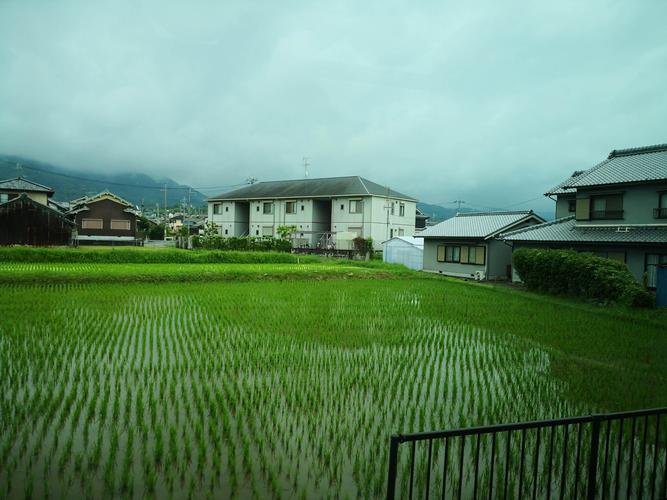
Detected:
left=417, top=202, right=553, bottom=223
left=0, top=154, right=208, bottom=209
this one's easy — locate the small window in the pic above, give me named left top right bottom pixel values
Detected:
left=225, top=206, right=229, bottom=212
left=437, top=245, right=446, bottom=262
left=256, top=205, right=260, bottom=212
left=340, top=204, right=345, bottom=210
left=263, top=202, right=273, bottom=214
left=262, top=226, right=273, bottom=237
left=82, top=219, right=103, bottom=229
left=110, top=220, right=130, bottom=230
left=286, top=201, right=296, bottom=214
left=349, top=200, right=363, bottom=214
left=390, top=228, right=394, bottom=238
left=213, top=204, right=221, bottom=215
left=568, top=199, right=576, bottom=213
left=390, top=203, right=395, bottom=215
left=301, top=205, right=305, bottom=211
left=224, top=229, right=228, bottom=235
left=255, top=230, right=259, bottom=235
left=398, top=228, right=404, bottom=236
left=445, top=246, right=461, bottom=263
left=399, top=203, right=405, bottom=217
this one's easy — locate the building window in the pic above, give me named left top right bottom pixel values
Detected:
left=286, top=201, right=296, bottom=214
left=390, top=228, right=394, bottom=238
left=255, top=229, right=259, bottom=235
left=340, top=204, right=345, bottom=210
left=445, top=246, right=461, bottom=263
left=399, top=203, right=405, bottom=216
left=390, top=202, right=395, bottom=215
left=262, top=226, right=273, bottom=237
left=349, top=200, right=363, bottom=214
left=213, top=204, right=221, bottom=215
left=646, top=254, right=667, bottom=288
left=460, top=245, right=486, bottom=265
left=655, top=192, right=667, bottom=219
left=81, top=219, right=103, bottom=229
left=590, top=194, right=623, bottom=220
left=224, top=229, right=228, bottom=235
left=263, top=202, right=273, bottom=214
left=256, top=205, right=260, bottom=212
left=437, top=245, right=446, bottom=262
left=398, top=228, right=405, bottom=236
left=225, top=206, right=229, bottom=212
left=568, top=199, right=576, bottom=213
left=110, top=220, right=130, bottom=230
left=301, top=205, right=305, bottom=211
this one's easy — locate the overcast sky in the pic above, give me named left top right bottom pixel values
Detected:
left=1, top=0, right=666, bottom=211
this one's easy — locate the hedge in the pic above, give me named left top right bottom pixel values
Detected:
left=0, top=247, right=317, bottom=264
left=191, top=235, right=293, bottom=253
left=513, top=248, right=654, bottom=308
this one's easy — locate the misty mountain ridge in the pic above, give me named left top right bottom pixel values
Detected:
left=0, top=154, right=207, bottom=209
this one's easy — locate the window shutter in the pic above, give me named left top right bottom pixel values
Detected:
left=475, top=246, right=486, bottom=265
left=575, top=198, right=590, bottom=220
left=437, top=245, right=445, bottom=262
left=460, top=246, right=469, bottom=264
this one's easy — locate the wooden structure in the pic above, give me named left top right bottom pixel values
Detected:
left=69, top=191, right=141, bottom=245
left=0, top=193, right=74, bottom=245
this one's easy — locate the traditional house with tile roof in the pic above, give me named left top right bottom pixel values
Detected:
left=68, top=191, right=141, bottom=245
left=417, top=211, right=544, bottom=279
left=0, top=178, right=74, bottom=245
left=207, top=176, right=417, bottom=250
left=503, top=143, right=667, bottom=287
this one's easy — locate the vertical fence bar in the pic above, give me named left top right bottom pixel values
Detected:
left=650, top=414, right=660, bottom=500
left=559, top=424, right=569, bottom=500
left=503, top=431, right=511, bottom=500
left=488, top=431, right=496, bottom=500
left=586, top=415, right=601, bottom=500
left=546, top=426, right=555, bottom=500
left=614, top=418, right=624, bottom=500
left=457, top=437, right=465, bottom=500
left=601, top=420, right=612, bottom=500
left=440, top=438, right=449, bottom=500
left=472, top=434, right=481, bottom=499
left=638, top=415, right=648, bottom=498
left=574, top=422, right=583, bottom=499
left=425, top=440, right=433, bottom=500
left=409, top=441, right=416, bottom=500
left=386, top=435, right=400, bottom=500
left=532, top=427, right=541, bottom=500
left=626, top=417, right=637, bottom=499
left=518, top=428, right=526, bottom=498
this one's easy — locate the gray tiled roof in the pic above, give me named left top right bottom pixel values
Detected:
left=0, top=176, right=54, bottom=194
left=0, top=193, right=75, bottom=225
left=502, top=216, right=667, bottom=244
left=417, top=211, right=543, bottom=239
left=209, top=176, right=416, bottom=201
left=545, top=143, right=667, bottom=195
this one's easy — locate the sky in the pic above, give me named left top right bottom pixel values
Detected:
left=1, top=0, right=666, bottom=212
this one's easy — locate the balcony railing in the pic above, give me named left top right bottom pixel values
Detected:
left=654, top=207, right=667, bottom=219
left=590, top=210, right=624, bottom=220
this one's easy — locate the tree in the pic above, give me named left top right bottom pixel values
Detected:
left=276, top=225, right=297, bottom=240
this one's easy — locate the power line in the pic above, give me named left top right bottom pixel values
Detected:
left=0, top=159, right=247, bottom=193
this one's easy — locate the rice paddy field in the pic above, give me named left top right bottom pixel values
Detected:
left=1, top=259, right=666, bottom=499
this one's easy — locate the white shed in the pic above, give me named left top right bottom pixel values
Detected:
left=382, top=236, right=424, bottom=270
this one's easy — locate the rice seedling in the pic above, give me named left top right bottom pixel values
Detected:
left=0, top=272, right=665, bottom=498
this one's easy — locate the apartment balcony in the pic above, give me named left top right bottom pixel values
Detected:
left=590, top=209, right=624, bottom=220
left=654, top=207, right=667, bottom=219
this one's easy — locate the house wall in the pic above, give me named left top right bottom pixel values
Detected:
left=331, top=196, right=416, bottom=250
left=75, top=199, right=136, bottom=237
left=208, top=201, right=249, bottom=236
left=422, top=239, right=487, bottom=278
left=487, top=239, right=513, bottom=279
left=555, top=194, right=575, bottom=219
left=575, top=183, right=667, bottom=225
left=0, top=190, right=49, bottom=206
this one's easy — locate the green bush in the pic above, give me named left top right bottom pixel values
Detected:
left=192, top=235, right=292, bottom=253
left=513, top=248, right=654, bottom=308
left=0, top=247, right=315, bottom=264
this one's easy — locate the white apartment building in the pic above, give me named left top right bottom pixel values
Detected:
left=207, top=176, right=417, bottom=250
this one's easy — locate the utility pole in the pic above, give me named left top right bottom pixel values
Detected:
left=384, top=185, right=392, bottom=240
left=303, top=157, right=310, bottom=178
left=452, top=199, right=466, bottom=211
left=15, top=163, right=23, bottom=176
left=163, top=184, right=168, bottom=241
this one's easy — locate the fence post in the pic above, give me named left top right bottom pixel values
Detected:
left=586, top=416, right=601, bottom=500
left=387, top=435, right=400, bottom=500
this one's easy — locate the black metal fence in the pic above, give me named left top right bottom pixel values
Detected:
left=386, top=407, right=667, bottom=500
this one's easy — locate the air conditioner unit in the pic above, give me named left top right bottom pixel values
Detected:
left=474, top=270, right=486, bottom=281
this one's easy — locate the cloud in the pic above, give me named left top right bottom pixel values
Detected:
left=1, top=0, right=666, bottom=210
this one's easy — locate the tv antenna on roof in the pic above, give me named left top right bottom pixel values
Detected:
left=451, top=199, right=466, bottom=211
left=303, top=157, right=310, bottom=178
left=246, top=177, right=258, bottom=185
